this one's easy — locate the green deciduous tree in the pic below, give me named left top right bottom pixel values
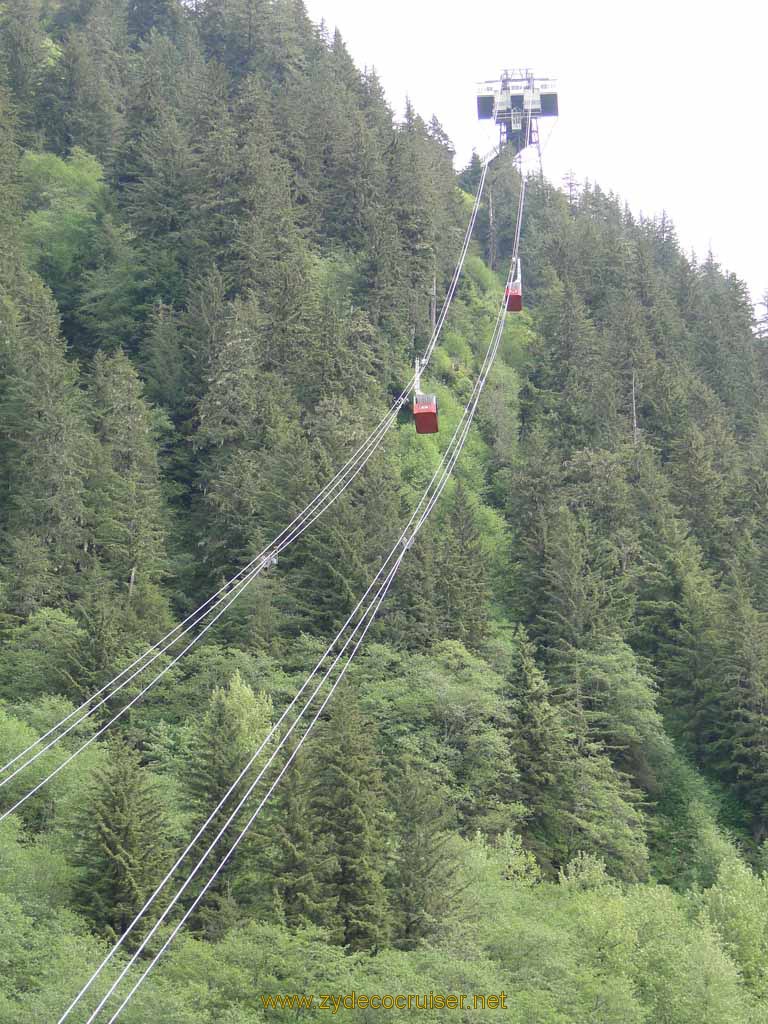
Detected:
left=0, top=609, right=85, bottom=703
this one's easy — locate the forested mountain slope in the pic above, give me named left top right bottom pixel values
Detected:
left=2, top=2, right=768, bottom=1022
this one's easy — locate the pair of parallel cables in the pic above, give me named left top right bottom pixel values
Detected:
left=60, top=124, right=533, bottom=1023
left=0, top=155, right=491, bottom=826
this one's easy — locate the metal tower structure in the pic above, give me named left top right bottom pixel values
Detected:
left=477, top=69, right=558, bottom=154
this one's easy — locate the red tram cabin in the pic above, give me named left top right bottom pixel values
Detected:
left=413, top=392, right=438, bottom=433
left=505, top=259, right=523, bottom=312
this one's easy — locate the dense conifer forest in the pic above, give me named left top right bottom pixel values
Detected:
left=3, top=1, right=768, bottom=1021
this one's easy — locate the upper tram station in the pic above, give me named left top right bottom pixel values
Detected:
left=413, top=71, right=558, bottom=434
left=476, top=70, right=558, bottom=151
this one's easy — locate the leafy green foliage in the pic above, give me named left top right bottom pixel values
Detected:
left=1, top=2, right=768, bottom=1019
left=0, top=609, right=84, bottom=701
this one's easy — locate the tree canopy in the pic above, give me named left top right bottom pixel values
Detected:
left=1, top=2, right=767, bottom=1021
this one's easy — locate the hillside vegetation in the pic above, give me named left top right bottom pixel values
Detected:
left=2, top=2, right=768, bottom=1022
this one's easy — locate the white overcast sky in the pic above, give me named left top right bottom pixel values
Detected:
left=303, top=0, right=767, bottom=307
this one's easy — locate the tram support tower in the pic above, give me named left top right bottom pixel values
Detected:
left=477, top=70, right=558, bottom=154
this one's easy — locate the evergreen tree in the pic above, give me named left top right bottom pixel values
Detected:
left=390, top=766, right=462, bottom=949
left=0, top=0, right=52, bottom=145
left=53, top=0, right=128, bottom=163
left=655, top=541, right=726, bottom=766
left=198, top=0, right=270, bottom=76
left=139, top=302, right=190, bottom=418
left=382, top=528, right=441, bottom=651
left=67, top=564, right=160, bottom=700
left=308, top=689, right=391, bottom=950
left=533, top=505, right=629, bottom=664
left=0, top=608, right=85, bottom=703
left=183, top=670, right=273, bottom=908
left=498, top=627, right=649, bottom=879
left=0, top=83, right=22, bottom=292
left=715, top=575, right=768, bottom=843
left=667, top=401, right=741, bottom=566
left=458, top=151, right=484, bottom=195
left=0, top=279, right=93, bottom=614
left=289, top=486, right=371, bottom=636
left=501, top=627, right=576, bottom=866
left=435, top=481, right=490, bottom=648
left=127, top=0, right=183, bottom=43
left=123, top=108, right=199, bottom=303
left=247, top=742, right=337, bottom=930
left=72, top=737, right=170, bottom=940
left=88, top=350, right=169, bottom=596
left=528, top=279, right=618, bottom=451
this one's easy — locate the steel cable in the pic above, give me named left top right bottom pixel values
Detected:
left=62, top=140, right=528, bottom=1022
left=0, top=155, right=491, bottom=811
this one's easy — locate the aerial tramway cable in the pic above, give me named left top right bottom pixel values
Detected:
left=61, top=280, right=513, bottom=1021
left=93, top=249, right=523, bottom=1024
left=0, top=156, right=490, bottom=789
left=60, top=113, right=533, bottom=1023
left=63, top=277, right=513, bottom=1022
left=0, top=155, right=491, bottom=821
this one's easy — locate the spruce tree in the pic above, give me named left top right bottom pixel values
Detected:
left=88, top=350, right=168, bottom=597
left=0, top=279, right=93, bottom=614
left=123, top=108, right=199, bottom=303
left=54, top=1, right=128, bottom=164
left=0, top=83, right=22, bottom=292
left=183, top=671, right=273, bottom=901
left=126, top=0, right=182, bottom=43
left=435, top=481, right=490, bottom=649
left=391, top=766, right=461, bottom=949
left=139, top=302, right=189, bottom=417
left=530, top=280, right=618, bottom=451
left=0, top=0, right=49, bottom=145
left=73, top=737, right=170, bottom=941
left=716, top=575, right=768, bottom=843
left=667, top=412, right=739, bottom=567
left=502, top=627, right=579, bottom=869
left=458, top=151, right=484, bottom=195
left=533, top=505, right=624, bottom=663
left=656, top=542, right=726, bottom=765
left=308, top=689, right=391, bottom=951
left=500, top=628, right=649, bottom=879
left=382, top=528, right=441, bottom=651
left=247, top=742, right=337, bottom=930
left=289, top=486, right=371, bottom=636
